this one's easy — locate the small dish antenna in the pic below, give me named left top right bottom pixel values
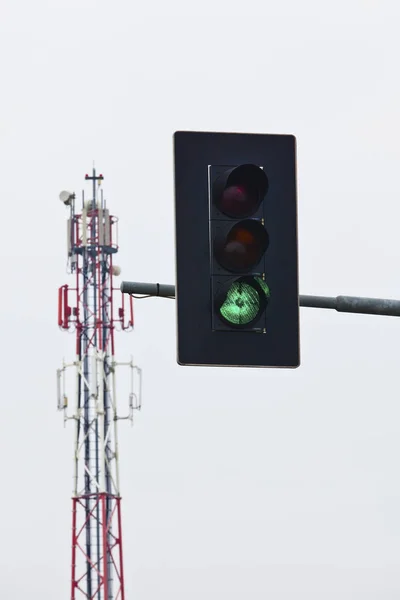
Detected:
left=59, top=190, right=75, bottom=205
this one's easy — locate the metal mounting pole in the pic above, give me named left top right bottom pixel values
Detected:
left=121, top=281, right=176, bottom=299
left=120, top=281, right=400, bottom=318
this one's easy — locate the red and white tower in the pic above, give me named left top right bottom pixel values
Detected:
left=57, top=169, right=141, bottom=600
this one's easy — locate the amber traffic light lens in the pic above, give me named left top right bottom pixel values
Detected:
left=214, top=219, right=269, bottom=272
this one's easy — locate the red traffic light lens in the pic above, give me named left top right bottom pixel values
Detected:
left=214, top=164, right=268, bottom=218
left=220, top=184, right=258, bottom=218
left=214, top=219, right=269, bottom=272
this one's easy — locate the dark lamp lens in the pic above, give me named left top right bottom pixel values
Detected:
left=214, top=220, right=268, bottom=272
left=214, top=164, right=268, bottom=218
left=220, top=184, right=258, bottom=218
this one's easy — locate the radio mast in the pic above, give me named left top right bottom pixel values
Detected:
left=57, top=169, right=142, bottom=600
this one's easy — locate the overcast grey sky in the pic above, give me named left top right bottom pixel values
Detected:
left=1, top=0, right=400, bottom=598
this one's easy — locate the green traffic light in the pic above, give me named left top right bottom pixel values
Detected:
left=219, top=279, right=270, bottom=326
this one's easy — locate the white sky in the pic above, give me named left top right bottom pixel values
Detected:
left=1, top=0, right=400, bottom=598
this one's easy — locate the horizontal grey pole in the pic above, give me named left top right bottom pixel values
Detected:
left=120, top=281, right=400, bottom=317
left=121, top=281, right=175, bottom=298
left=300, top=295, right=400, bottom=316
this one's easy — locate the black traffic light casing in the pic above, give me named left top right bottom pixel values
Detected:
left=174, top=131, right=299, bottom=368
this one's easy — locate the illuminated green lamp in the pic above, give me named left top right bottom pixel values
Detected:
left=217, top=276, right=270, bottom=328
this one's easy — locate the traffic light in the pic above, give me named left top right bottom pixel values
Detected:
left=174, top=131, right=299, bottom=368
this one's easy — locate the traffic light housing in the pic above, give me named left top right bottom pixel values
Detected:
left=174, top=131, right=299, bottom=368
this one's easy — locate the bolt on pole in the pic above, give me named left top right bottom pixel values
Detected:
left=120, top=281, right=400, bottom=318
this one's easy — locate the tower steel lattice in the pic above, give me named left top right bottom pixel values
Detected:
left=57, top=170, right=141, bottom=600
